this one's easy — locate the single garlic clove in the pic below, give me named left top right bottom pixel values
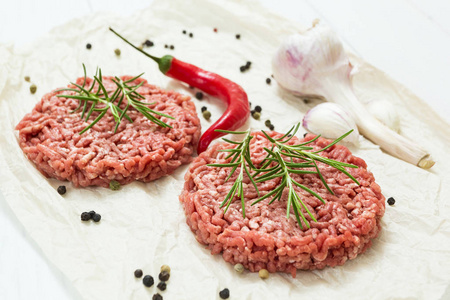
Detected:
left=302, top=102, right=359, bottom=145
left=365, top=99, right=400, bottom=132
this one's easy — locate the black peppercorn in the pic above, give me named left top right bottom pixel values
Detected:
left=219, top=288, right=230, bottom=299
left=269, top=124, right=274, bottom=131
left=239, top=66, right=246, bottom=72
left=81, top=212, right=91, bottom=221
left=266, top=78, right=271, bottom=84
left=170, top=45, right=174, bottom=50
left=201, top=106, right=207, bottom=112
left=195, top=92, right=204, bottom=100
left=189, top=33, right=193, bottom=38
left=158, top=271, right=170, bottom=281
left=182, top=30, right=186, bottom=34
left=387, top=197, right=395, bottom=205
left=152, top=294, right=163, bottom=300
left=86, top=43, right=92, bottom=49
left=92, top=213, right=101, bottom=222
left=235, top=34, right=241, bottom=39
left=144, top=40, right=154, bottom=47
left=157, top=281, right=167, bottom=291
left=164, top=44, right=168, bottom=48
left=134, top=269, right=143, bottom=278
left=143, top=275, right=154, bottom=287
left=254, top=105, right=262, bottom=113
left=88, top=210, right=96, bottom=218
left=245, top=61, right=251, bottom=68
left=57, top=185, right=66, bottom=195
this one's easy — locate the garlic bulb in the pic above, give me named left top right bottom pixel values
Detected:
left=365, top=99, right=400, bottom=132
left=303, top=103, right=359, bottom=144
left=272, top=24, right=434, bottom=169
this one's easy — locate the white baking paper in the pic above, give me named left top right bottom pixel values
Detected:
left=0, top=0, right=450, bottom=299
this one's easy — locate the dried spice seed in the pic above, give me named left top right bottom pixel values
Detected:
left=144, top=40, right=154, bottom=47
left=158, top=270, right=170, bottom=281
left=30, top=84, right=37, bottom=94
left=219, top=288, right=230, bottom=299
left=152, top=294, right=163, bottom=300
left=239, top=66, right=246, bottom=72
left=266, top=78, right=271, bottom=84
left=182, top=30, right=186, bottom=34
left=143, top=275, right=154, bottom=287
left=245, top=61, right=251, bottom=68
left=387, top=197, right=396, bottom=205
left=264, top=120, right=271, bottom=127
left=195, top=92, right=204, bottom=100
left=234, top=263, right=244, bottom=273
left=201, top=106, right=207, bottom=112
left=134, top=269, right=143, bottom=278
left=114, top=48, right=121, bottom=56
left=109, top=180, right=121, bottom=190
left=269, top=124, right=275, bottom=131
left=57, top=185, right=66, bottom=195
left=202, top=111, right=211, bottom=120
left=170, top=45, right=174, bottom=50
left=235, top=34, right=241, bottom=39
left=259, top=269, right=269, bottom=279
left=88, top=210, right=96, bottom=218
left=189, top=32, right=193, bottom=38
left=164, top=44, right=168, bottom=49
left=24, top=76, right=30, bottom=82
left=86, top=43, right=92, bottom=49
left=157, top=281, right=167, bottom=291
left=213, top=28, right=218, bottom=33
left=254, top=105, right=262, bottom=113
left=92, top=213, right=101, bottom=222
left=81, top=212, right=91, bottom=221
left=252, top=112, right=261, bottom=120
left=160, top=265, right=171, bottom=273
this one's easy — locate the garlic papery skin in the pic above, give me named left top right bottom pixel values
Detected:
left=303, top=103, right=359, bottom=145
left=272, top=24, right=434, bottom=169
left=365, top=99, right=400, bottom=133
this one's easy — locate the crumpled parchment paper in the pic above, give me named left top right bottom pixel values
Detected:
left=0, top=0, right=449, bottom=299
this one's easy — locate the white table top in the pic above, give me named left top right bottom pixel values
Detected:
left=1, top=0, right=449, bottom=299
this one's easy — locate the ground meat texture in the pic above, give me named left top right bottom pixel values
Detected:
left=179, top=132, right=385, bottom=277
left=16, top=76, right=201, bottom=188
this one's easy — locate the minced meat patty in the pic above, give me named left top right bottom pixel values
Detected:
left=16, top=76, right=201, bottom=187
left=180, top=132, right=385, bottom=277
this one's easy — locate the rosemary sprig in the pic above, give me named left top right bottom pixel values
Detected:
left=56, top=64, right=174, bottom=134
left=209, top=123, right=360, bottom=229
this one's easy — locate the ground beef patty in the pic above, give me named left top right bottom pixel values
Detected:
left=16, top=76, right=201, bottom=187
left=180, top=132, right=385, bottom=277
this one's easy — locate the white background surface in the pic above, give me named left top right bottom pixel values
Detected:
left=0, top=0, right=449, bottom=299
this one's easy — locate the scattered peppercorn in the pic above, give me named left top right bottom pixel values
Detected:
left=213, top=28, right=218, bottom=33
left=189, top=33, right=193, bottom=38
left=134, top=269, right=143, bottom=278
left=182, top=30, right=186, bottom=34
left=143, top=275, right=154, bottom=287
left=239, top=66, right=246, bottom=72
left=219, top=288, right=230, bottom=299
left=114, top=48, right=121, bottom=56
left=234, top=263, right=244, bottom=274
left=92, top=213, right=101, bottom=222
left=157, top=281, right=167, bottom=291
left=57, top=185, right=66, bottom=195
left=152, top=294, right=163, bottom=300
left=195, top=92, right=204, bottom=100
left=188, top=85, right=194, bottom=89
left=86, top=43, right=92, bottom=49
left=245, top=61, right=251, bottom=68
left=254, top=105, right=262, bottom=113
left=252, top=111, right=261, bottom=120
left=387, top=197, right=396, bottom=205
left=259, top=269, right=269, bottom=279
left=109, top=180, right=120, bottom=190
left=170, top=45, right=174, bottom=50
left=160, top=265, right=171, bottom=273
left=271, top=74, right=274, bottom=78
left=303, top=132, right=307, bottom=138
left=269, top=124, right=274, bottom=131
left=144, top=40, right=154, bottom=47
left=266, top=78, right=271, bottom=84
left=235, top=34, right=241, bottom=39
left=201, top=106, right=207, bottom=112
left=264, top=120, right=271, bottom=127
left=30, top=84, right=37, bottom=94
left=24, top=76, right=30, bottom=82
left=88, top=210, right=96, bottom=218
left=159, top=271, right=170, bottom=282
left=81, top=212, right=91, bottom=221
left=164, top=44, right=168, bottom=49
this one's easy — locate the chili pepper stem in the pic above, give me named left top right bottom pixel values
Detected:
left=109, top=27, right=173, bottom=74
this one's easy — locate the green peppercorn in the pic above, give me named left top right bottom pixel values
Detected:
left=109, top=180, right=120, bottom=190
left=252, top=112, right=261, bottom=120
left=160, top=265, right=171, bottom=273
left=203, top=110, right=211, bottom=121
left=30, top=84, right=37, bottom=94
left=114, top=48, right=121, bottom=56
left=234, top=263, right=244, bottom=274
left=24, top=76, right=30, bottom=82
left=259, top=269, right=269, bottom=279
left=264, top=120, right=271, bottom=127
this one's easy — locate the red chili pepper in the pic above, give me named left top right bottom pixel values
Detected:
left=110, top=28, right=250, bottom=154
